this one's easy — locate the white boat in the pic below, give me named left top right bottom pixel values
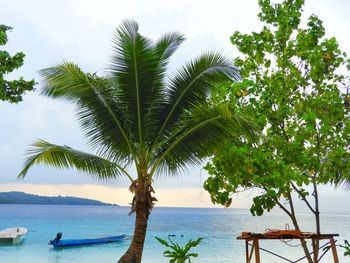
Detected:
left=0, top=227, right=28, bottom=244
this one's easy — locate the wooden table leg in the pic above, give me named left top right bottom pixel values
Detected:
left=245, top=240, right=249, bottom=263
left=253, top=239, right=261, bottom=263
left=329, top=238, right=339, bottom=263
left=248, top=240, right=255, bottom=262
left=312, top=239, right=318, bottom=262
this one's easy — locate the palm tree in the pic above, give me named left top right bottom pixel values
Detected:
left=18, top=20, right=257, bottom=263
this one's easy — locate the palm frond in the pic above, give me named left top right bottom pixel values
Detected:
left=143, top=32, right=185, bottom=145
left=18, top=140, right=133, bottom=181
left=40, top=62, right=135, bottom=163
left=334, top=160, right=350, bottom=191
left=321, top=151, right=350, bottom=191
left=152, top=52, right=241, bottom=150
left=167, top=51, right=240, bottom=109
left=153, top=32, right=185, bottom=71
left=337, top=178, right=350, bottom=191
left=150, top=104, right=258, bottom=177
left=109, top=19, right=171, bottom=146
left=23, top=21, right=255, bottom=189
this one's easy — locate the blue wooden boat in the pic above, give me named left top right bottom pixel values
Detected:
left=49, top=232, right=127, bottom=247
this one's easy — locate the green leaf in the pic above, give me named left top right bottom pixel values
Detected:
left=0, top=25, right=35, bottom=103
left=205, top=0, right=350, bottom=239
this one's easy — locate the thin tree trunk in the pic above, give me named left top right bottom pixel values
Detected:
left=118, top=178, right=152, bottom=263
left=269, top=188, right=313, bottom=262
left=289, top=210, right=313, bottom=263
left=313, top=178, right=321, bottom=261
left=287, top=193, right=313, bottom=263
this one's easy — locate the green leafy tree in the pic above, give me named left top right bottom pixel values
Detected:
left=18, top=20, right=257, bottom=263
left=204, top=0, right=350, bottom=262
left=155, top=237, right=203, bottom=263
left=0, top=25, right=35, bottom=103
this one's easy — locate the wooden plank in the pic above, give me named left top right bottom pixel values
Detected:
left=237, top=233, right=339, bottom=240
left=330, top=238, right=339, bottom=263
left=253, top=239, right=261, bottom=263
left=248, top=240, right=255, bottom=262
left=245, top=240, right=249, bottom=263
left=312, top=239, right=318, bottom=263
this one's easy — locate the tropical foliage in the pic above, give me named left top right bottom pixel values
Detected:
left=204, top=0, right=350, bottom=261
left=19, top=20, right=257, bottom=263
left=0, top=25, right=35, bottom=103
left=155, top=237, right=203, bottom=263
left=340, top=240, right=350, bottom=257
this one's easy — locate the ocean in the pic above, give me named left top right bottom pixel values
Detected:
left=0, top=204, right=349, bottom=262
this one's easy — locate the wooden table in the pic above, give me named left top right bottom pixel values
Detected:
left=237, top=232, right=339, bottom=263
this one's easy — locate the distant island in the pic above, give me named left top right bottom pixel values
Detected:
left=0, top=191, right=118, bottom=206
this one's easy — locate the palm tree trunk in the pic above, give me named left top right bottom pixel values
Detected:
left=118, top=178, right=152, bottom=263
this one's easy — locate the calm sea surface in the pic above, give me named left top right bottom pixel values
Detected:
left=0, top=205, right=349, bottom=262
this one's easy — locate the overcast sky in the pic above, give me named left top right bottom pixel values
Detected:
left=0, top=0, right=349, bottom=209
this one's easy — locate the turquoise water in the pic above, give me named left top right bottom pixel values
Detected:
left=0, top=205, right=349, bottom=262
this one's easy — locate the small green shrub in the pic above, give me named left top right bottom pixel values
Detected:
left=340, top=240, right=350, bottom=257
left=155, top=237, right=203, bottom=263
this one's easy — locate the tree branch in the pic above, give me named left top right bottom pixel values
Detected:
left=291, top=183, right=316, bottom=214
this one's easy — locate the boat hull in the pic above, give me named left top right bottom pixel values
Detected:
left=0, top=227, right=28, bottom=245
left=50, top=234, right=127, bottom=247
